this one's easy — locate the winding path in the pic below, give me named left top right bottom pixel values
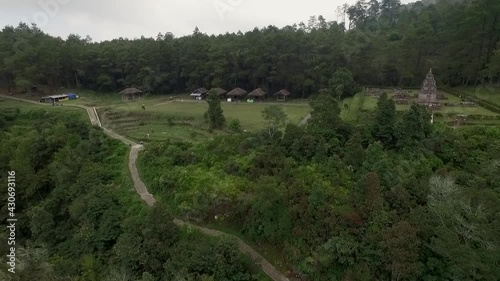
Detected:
left=1, top=94, right=290, bottom=281
left=299, top=113, right=311, bottom=126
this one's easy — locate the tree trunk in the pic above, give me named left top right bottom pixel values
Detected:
left=416, top=45, right=423, bottom=73
left=476, top=18, right=487, bottom=82
left=485, top=13, right=498, bottom=64
left=73, top=72, right=79, bottom=88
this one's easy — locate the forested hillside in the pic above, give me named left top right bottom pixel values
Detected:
left=0, top=107, right=263, bottom=281
left=0, top=0, right=499, bottom=96
left=139, top=96, right=500, bottom=280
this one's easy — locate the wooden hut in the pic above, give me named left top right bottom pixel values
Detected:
left=210, top=87, right=228, bottom=98
left=248, top=88, right=267, bottom=101
left=190, top=87, right=209, bottom=100
left=275, top=89, right=291, bottom=102
left=226, top=88, right=248, bottom=101
left=39, top=94, right=69, bottom=103
left=120, top=88, right=143, bottom=101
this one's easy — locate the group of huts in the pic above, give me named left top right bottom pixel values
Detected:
left=190, top=87, right=292, bottom=102
left=116, top=87, right=293, bottom=102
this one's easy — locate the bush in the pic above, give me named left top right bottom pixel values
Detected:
left=228, top=119, right=242, bottom=133
left=166, top=117, right=174, bottom=126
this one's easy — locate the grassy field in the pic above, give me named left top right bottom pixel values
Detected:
left=341, top=92, right=366, bottom=121
left=0, top=97, right=89, bottom=120
left=361, top=90, right=500, bottom=116
left=453, top=86, right=500, bottom=106
left=0, top=88, right=145, bottom=107
left=108, top=100, right=311, bottom=132
left=100, top=108, right=214, bottom=143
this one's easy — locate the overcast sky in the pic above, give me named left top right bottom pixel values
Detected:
left=0, top=0, right=413, bottom=41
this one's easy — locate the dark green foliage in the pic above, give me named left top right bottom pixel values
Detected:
left=1, top=0, right=498, bottom=95
left=308, top=93, right=342, bottom=133
left=261, top=105, right=288, bottom=138
left=330, top=68, right=357, bottom=99
left=228, top=118, right=242, bottom=133
left=343, top=131, right=365, bottom=170
left=396, top=104, right=432, bottom=148
left=164, top=236, right=257, bottom=281
left=139, top=113, right=500, bottom=281
left=0, top=109, right=258, bottom=281
left=205, top=90, right=225, bottom=131
left=373, top=93, right=396, bottom=147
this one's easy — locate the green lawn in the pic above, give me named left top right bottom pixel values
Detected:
left=361, top=91, right=499, bottom=116
left=98, top=108, right=211, bottom=142
left=453, top=86, right=500, bottom=107
left=0, top=98, right=89, bottom=120
left=341, top=92, right=366, bottom=121
left=108, top=100, right=311, bottom=132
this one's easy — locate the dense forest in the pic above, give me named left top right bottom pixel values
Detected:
left=1, top=0, right=500, bottom=280
left=0, top=0, right=499, bottom=97
left=139, top=94, right=500, bottom=280
left=0, top=108, right=262, bottom=281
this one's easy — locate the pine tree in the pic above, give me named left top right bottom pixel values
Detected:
left=373, top=92, right=396, bottom=147
left=205, top=90, right=225, bottom=132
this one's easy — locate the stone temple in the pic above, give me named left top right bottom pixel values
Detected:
left=418, top=69, right=438, bottom=105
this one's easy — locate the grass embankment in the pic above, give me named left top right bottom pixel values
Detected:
left=98, top=108, right=214, bottom=143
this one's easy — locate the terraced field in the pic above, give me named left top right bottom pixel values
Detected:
left=99, top=108, right=214, bottom=142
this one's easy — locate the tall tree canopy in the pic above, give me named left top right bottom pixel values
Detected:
left=1, top=0, right=499, bottom=96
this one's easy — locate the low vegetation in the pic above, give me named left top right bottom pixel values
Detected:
left=138, top=94, right=500, bottom=280
left=0, top=108, right=267, bottom=281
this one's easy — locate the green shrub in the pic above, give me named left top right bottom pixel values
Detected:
left=228, top=119, right=242, bottom=133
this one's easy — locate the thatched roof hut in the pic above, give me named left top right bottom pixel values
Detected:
left=120, top=88, right=143, bottom=101
left=210, top=87, right=228, bottom=96
left=120, top=88, right=142, bottom=95
left=227, top=88, right=248, bottom=98
left=248, top=88, right=267, bottom=97
left=248, top=88, right=267, bottom=101
left=275, top=89, right=292, bottom=101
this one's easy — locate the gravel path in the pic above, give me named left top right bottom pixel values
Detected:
left=1, top=94, right=290, bottom=281
left=299, top=113, right=311, bottom=126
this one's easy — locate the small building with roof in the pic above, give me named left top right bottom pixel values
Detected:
left=210, top=87, right=228, bottom=98
left=39, top=94, right=69, bottom=103
left=120, top=88, right=143, bottom=101
left=226, top=87, right=248, bottom=101
left=248, top=88, right=267, bottom=101
left=275, top=89, right=292, bottom=102
left=190, top=87, right=209, bottom=100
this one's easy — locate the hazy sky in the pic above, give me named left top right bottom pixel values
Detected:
left=0, top=0, right=413, bottom=41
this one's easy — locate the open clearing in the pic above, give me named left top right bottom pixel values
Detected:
left=0, top=97, right=88, bottom=120
left=454, top=86, right=500, bottom=107
left=358, top=90, right=500, bottom=116
left=109, top=100, right=311, bottom=131
left=4, top=86, right=499, bottom=143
